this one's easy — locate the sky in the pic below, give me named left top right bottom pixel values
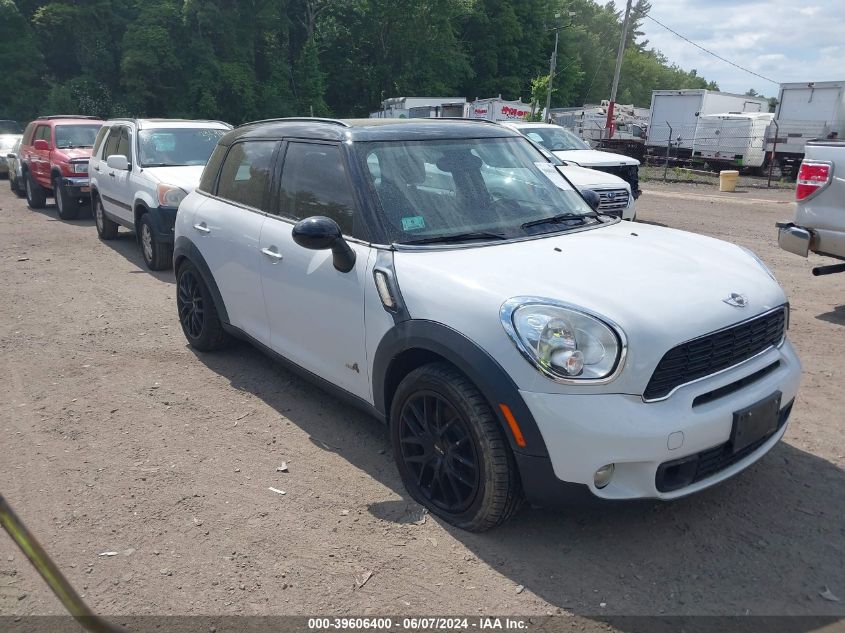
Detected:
left=624, top=0, right=845, bottom=98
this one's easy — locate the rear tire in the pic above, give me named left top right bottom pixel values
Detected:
left=53, top=175, right=80, bottom=220
left=390, top=362, right=523, bottom=532
left=94, top=195, right=119, bottom=240
left=176, top=260, right=229, bottom=351
left=25, top=172, right=47, bottom=209
left=139, top=214, right=173, bottom=271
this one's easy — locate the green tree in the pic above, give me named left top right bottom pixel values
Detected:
left=0, top=0, right=46, bottom=121
left=294, top=37, right=329, bottom=116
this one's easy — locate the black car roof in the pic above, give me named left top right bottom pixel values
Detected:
left=220, top=117, right=520, bottom=145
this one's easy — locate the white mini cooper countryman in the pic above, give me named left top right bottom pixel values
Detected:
left=174, top=118, right=801, bottom=531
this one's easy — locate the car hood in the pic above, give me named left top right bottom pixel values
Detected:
left=557, top=164, right=628, bottom=190
left=553, top=149, right=639, bottom=167
left=141, top=165, right=205, bottom=192
left=393, top=221, right=786, bottom=394
left=57, top=148, right=94, bottom=161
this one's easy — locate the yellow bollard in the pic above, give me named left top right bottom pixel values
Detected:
left=719, top=170, right=739, bottom=192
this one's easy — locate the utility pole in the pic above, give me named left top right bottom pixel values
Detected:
left=544, top=18, right=560, bottom=123
left=605, top=0, right=633, bottom=139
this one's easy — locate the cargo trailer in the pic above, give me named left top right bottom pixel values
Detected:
left=691, top=112, right=774, bottom=170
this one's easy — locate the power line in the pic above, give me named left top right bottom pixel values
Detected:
left=644, top=13, right=779, bottom=85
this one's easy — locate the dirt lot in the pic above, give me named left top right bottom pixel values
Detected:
left=1, top=179, right=844, bottom=628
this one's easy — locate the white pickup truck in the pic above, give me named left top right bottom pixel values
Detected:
left=777, top=140, right=845, bottom=276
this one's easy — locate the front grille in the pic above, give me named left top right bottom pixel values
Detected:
left=591, top=165, right=640, bottom=197
left=595, top=188, right=630, bottom=215
left=644, top=307, right=787, bottom=401
left=655, top=400, right=792, bottom=492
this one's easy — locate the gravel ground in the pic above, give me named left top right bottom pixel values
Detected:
left=0, top=180, right=843, bottom=630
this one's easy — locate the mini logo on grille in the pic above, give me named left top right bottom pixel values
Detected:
left=723, top=293, right=749, bottom=308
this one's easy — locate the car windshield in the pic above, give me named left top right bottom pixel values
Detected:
left=517, top=126, right=590, bottom=151
left=55, top=124, right=101, bottom=149
left=138, top=128, right=227, bottom=167
left=358, top=136, right=597, bottom=244
left=0, top=121, right=22, bottom=134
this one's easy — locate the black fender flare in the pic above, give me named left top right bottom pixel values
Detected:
left=173, top=236, right=230, bottom=324
left=372, top=319, right=549, bottom=458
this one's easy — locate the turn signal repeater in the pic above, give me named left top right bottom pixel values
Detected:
left=374, top=270, right=396, bottom=310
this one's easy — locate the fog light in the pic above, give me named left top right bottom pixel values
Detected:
left=594, top=464, right=615, bottom=489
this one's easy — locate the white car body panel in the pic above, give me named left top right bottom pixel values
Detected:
left=392, top=221, right=788, bottom=396
left=553, top=148, right=639, bottom=168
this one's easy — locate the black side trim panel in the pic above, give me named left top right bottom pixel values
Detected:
left=372, top=320, right=549, bottom=457
left=102, top=194, right=132, bottom=211
left=173, top=236, right=230, bottom=324
left=515, top=453, right=596, bottom=507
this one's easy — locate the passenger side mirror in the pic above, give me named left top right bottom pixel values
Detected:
left=292, top=216, right=357, bottom=273
left=581, top=189, right=601, bottom=212
left=34, top=139, right=50, bottom=151
left=106, top=155, right=130, bottom=171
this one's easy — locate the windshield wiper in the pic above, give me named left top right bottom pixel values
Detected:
left=142, top=163, right=188, bottom=168
left=521, top=212, right=599, bottom=229
left=400, top=231, right=507, bottom=245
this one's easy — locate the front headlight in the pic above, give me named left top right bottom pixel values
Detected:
left=501, top=298, right=626, bottom=382
left=71, top=162, right=88, bottom=174
left=157, top=184, right=188, bottom=208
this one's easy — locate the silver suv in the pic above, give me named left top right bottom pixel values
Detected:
left=89, top=118, right=231, bottom=269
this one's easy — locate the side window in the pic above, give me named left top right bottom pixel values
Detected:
left=198, top=143, right=227, bottom=193
left=114, top=127, right=131, bottom=159
left=278, top=142, right=355, bottom=235
left=23, top=123, right=35, bottom=145
left=92, top=126, right=110, bottom=157
left=36, top=126, right=51, bottom=144
left=102, top=127, right=122, bottom=159
left=216, top=141, right=277, bottom=211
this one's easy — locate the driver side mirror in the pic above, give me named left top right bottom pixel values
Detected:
left=106, top=154, right=130, bottom=171
left=33, top=139, right=50, bottom=151
left=292, top=216, right=356, bottom=273
left=581, top=189, right=601, bottom=212
left=6, top=152, right=16, bottom=159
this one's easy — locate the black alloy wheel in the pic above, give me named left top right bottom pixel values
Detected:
left=398, top=391, right=481, bottom=513
left=177, top=268, right=205, bottom=340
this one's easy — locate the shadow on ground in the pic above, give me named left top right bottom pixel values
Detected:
left=816, top=305, right=845, bottom=327
left=99, top=230, right=175, bottom=284
left=193, top=341, right=845, bottom=622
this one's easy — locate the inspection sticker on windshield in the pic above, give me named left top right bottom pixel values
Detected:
left=535, top=162, right=575, bottom=191
left=402, top=216, right=426, bottom=231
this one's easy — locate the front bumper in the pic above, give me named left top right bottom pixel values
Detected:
left=519, top=339, right=801, bottom=502
left=61, top=176, right=92, bottom=197
left=146, top=206, right=178, bottom=244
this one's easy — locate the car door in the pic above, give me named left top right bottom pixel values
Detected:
left=259, top=141, right=372, bottom=400
left=106, top=126, right=134, bottom=224
left=191, top=140, right=277, bottom=345
left=32, top=125, right=52, bottom=184
left=96, top=126, right=122, bottom=218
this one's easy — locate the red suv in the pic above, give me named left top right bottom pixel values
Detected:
left=20, top=115, right=104, bottom=219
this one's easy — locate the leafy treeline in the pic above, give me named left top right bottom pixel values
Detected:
left=0, top=0, right=717, bottom=124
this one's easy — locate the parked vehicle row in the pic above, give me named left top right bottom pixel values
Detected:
left=6, top=114, right=802, bottom=532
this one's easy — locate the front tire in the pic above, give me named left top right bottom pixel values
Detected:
left=53, top=176, right=80, bottom=220
left=25, top=173, right=47, bottom=209
left=390, top=362, right=522, bottom=531
left=94, top=195, right=119, bottom=240
left=139, top=214, right=173, bottom=271
left=176, top=261, right=229, bottom=351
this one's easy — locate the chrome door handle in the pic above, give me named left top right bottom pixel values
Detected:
left=108, top=171, right=116, bottom=177
left=193, top=223, right=211, bottom=233
left=261, top=247, right=283, bottom=260
left=93, top=166, right=100, bottom=172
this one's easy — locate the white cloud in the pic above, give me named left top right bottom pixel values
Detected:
left=619, top=0, right=845, bottom=97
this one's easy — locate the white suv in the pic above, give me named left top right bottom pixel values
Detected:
left=89, top=118, right=232, bottom=269
left=174, top=118, right=800, bottom=531
left=502, top=121, right=641, bottom=200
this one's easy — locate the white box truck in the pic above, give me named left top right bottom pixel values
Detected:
left=646, top=89, right=768, bottom=156
left=691, top=112, right=774, bottom=171
left=766, top=81, right=845, bottom=177
left=466, top=98, right=532, bottom=122
left=370, top=97, right=467, bottom=119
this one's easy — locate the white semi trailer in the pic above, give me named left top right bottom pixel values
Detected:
left=766, top=81, right=845, bottom=177
left=646, top=89, right=768, bottom=156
